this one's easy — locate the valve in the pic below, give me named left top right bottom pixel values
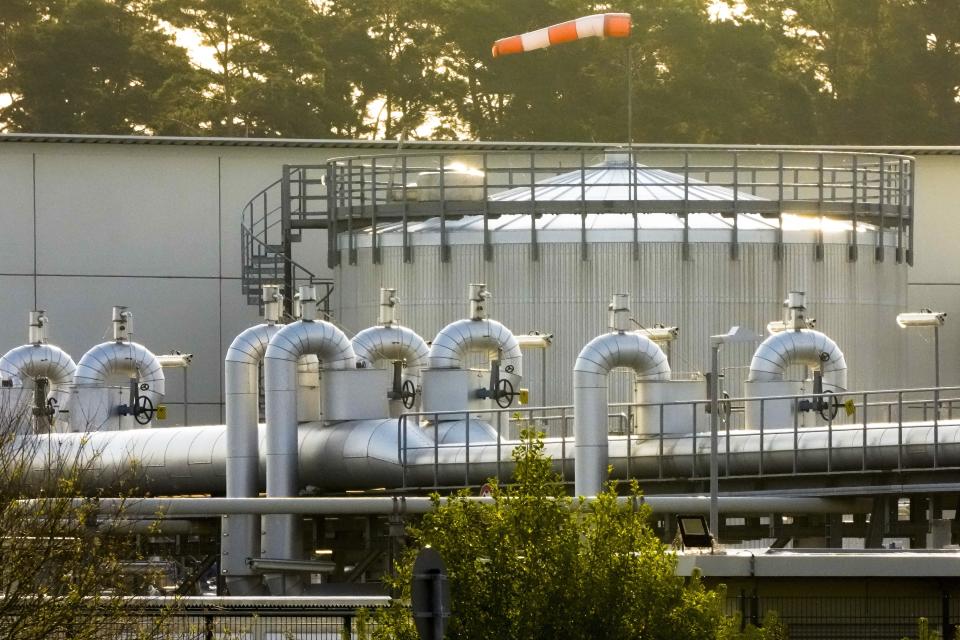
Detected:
left=401, top=380, right=417, bottom=410
left=119, top=379, right=156, bottom=425
left=475, top=360, right=518, bottom=408
left=494, top=379, right=516, bottom=408
left=387, top=361, right=418, bottom=409
left=797, top=371, right=842, bottom=421
left=134, top=395, right=155, bottom=425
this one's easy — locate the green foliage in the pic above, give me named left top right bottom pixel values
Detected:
left=0, top=406, right=172, bottom=639
left=720, top=611, right=788, bottom=640
left=901, top=617, right=941, bottom=640
left=0, top=0, right=202, bottom=134
left=3, top=0, right=960, bottom=142
left=366, top=431, right=785, bottom=640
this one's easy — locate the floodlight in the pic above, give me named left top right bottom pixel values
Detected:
left=677, top=515, right=714, bottom=548
left=896, top=311, right=946, bottom=328
left=896, top=309, right=947, bottom=391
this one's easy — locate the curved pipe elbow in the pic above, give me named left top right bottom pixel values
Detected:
left=226, top=323, right=280, bottom=367
left=74, top=341, right=166, bottom=403
left=427, top=318, right=523, bottom=381
left=573, top=332, right=671, bottom=384
left=0, top=343, right=77, bottom=389
left=351, top=325, right=429, bottom=379
left=747, top=329, right=848, bottom=391
left=264, top=320, right=356, bottom=370
left=573, top=331, right=670, bottom=497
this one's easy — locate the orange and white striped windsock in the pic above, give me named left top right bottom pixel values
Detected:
left=491, top=13, right=631, bottom=58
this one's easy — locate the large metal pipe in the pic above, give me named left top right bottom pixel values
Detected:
left=352, top=290, right=429, bottom=379
left=22, top=418, right=960, bottom=495
left=262, top=286, right=355, bottom=587
left=53, top=495, right=871, bottom=518
left=0, top=311, right=77, bottom=431
left=73, top=335, right=165, bottom=431
left=0, top=347, right=76, bottom=428
left=223, top=321, right=279, bottom=593
left=427, top=285, right=522, bottom=390
left=574, top=294, right=671, bottom=497
left=223, top=285, right=282, bottom=594
left=749, top=331, right=847, bottom=391
left=353, top=325, right=429, bottom=373
left=427, top=318, right=522, bottom=381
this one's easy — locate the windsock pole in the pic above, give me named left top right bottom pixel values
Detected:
left=491, top=11, right=636, bottom=202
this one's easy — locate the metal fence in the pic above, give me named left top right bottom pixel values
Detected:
left=323, top=148, right=915, bottom=266
left=49, top=596, right=957, bottom=639
left=395, top=385, right=960, bottom=491
left=727, top=594, right=956, bottom=640
left=65, top=608, right=381, bottom=640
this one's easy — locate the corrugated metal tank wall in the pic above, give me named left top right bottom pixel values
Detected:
left=334, top=242, right=907, bottom=408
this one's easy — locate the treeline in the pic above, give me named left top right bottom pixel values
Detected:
left=1, top=0, right=958, bottom=144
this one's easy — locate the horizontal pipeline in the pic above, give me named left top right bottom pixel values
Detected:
left=32, top=495, right=871, bottom=518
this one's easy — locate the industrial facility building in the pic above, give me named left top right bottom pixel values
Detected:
left=0, top=135, right=958, bottom=424
left=3, top=134, right=960, bottom=636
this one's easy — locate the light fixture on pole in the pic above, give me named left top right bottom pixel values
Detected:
left=708, top=326, right=760, bottom=540
left=896, top=310, right=947, bottom=414
left=896, top=310, right=946, bottom=387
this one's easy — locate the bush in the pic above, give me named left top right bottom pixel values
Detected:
left=367, top=430, right=786, bottom=640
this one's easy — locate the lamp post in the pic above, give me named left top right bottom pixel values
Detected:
left=896, top=310, right=947, bottom=387
left=896, top=310, right=947, bottom=415
left=708, top=326, right=760, bottom=539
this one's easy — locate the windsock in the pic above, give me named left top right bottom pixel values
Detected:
left=492, top=13, right=631, bottom=58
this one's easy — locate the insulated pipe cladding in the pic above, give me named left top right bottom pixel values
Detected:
left=351, top=289, right=430, bottom=380
left=262, top=285, right=355, bottom=591
left=574, top=294, right=671, bottom=497
left=426, top=283, right=523, bottom=384
left=223, top=284, right=282, bottom=594
left=72, top=307, right=165, bottom=430
left=749, top=291, right=848, bottom=392
left=0, top=310, right=76, bottom=431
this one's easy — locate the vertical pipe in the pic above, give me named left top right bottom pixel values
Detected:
left=709, top=345, right=719, bottom=537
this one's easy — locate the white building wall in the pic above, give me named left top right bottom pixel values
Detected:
left=0, top=138, right=957, bottom=424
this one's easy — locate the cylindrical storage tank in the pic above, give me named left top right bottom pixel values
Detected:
left=332, top=150, right=910, bottom=408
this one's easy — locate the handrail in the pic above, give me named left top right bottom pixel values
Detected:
left=320, top=147, right=915, bottom=267
left=239, top=166, right=333, bottom=316
left=393, top=384, right=960, bottom=491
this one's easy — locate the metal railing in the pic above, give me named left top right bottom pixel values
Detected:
left=240, top=147, right=916, bottom=297
left=240, top=167, right=333, bottom=316
left=394, top=386, right=960, bottom=492
left=56, top=606, right=383, bottom=639
left=727, top=594, right=957, bottom=640
left=324, top=148, right=915, bottom=266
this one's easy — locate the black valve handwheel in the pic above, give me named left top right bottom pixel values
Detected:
left=818, top=390, right=840, bottom=422
left=401, top=379, right=417, bottom=410
left=495, top=379, right=515, bottom=409
left=135, top=395, right=155, bottom=425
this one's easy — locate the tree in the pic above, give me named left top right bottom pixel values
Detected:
left=152, top=0, right=354, bottom=137
left=0, top=403, right=167, bottom=639
left=368, top=432, right=785, bottom=640
left=0, top=0, right=203, bottom=135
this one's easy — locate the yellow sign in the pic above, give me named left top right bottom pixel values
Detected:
left=156, top=405, right=168, bottom=420
left=519, top=388, right=530, bottom=405
left=844, top=399, right=856, bottom=417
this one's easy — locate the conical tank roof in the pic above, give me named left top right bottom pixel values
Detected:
left=489, top=151, right=767, bottom=204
